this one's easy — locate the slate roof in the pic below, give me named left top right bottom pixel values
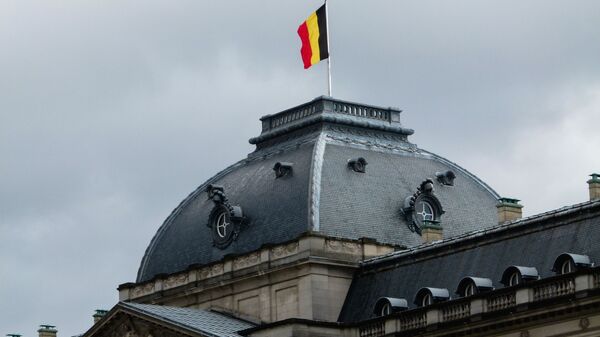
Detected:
left=338, top=199, right=600, bottom=322
left=119, top=302, right=254, bottom=337
left=137, top=96, right=500, bottom=282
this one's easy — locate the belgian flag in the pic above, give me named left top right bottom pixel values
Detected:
left=297, top=4, right=329, bottom=69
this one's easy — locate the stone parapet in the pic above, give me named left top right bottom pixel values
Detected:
left=243, top=267, right=600, bottom=337
left=118, top=234, right=399, bottom=323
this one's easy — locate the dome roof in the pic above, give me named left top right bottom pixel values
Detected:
left=137, top=97, right=500, bottom=282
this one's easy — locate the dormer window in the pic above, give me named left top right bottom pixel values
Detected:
left=414, top=288, right=450, bottom=307
left=416, top=201, right=435, bottom=221
left=456, top=277, right=494, bottom=297
left=373, top=297, right=408, bottom=317
left=402, top=180, right=445, bottom=234
left=552, top=253, right=593, bottom=275
left=501, top=266, right=539, bottom=287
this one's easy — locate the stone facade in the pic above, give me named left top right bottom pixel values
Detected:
left=246, top=268, right=600, bottom=337
left=118, top=235, right=398, bottom=323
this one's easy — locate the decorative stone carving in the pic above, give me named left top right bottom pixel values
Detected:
left=233, top=252, right=261, bottom=269
left=198, top=263, right=225, bottom=280
left=131, top=282, right=155, bottom=298
left=211, top=263, right=224, bottom=275
left=401, top=179, right=445, bottom=235
left=326, top=239, right=361, bottom=253
left=580, top=317, right=590, bottom=330
left=164, top=273, right=188, bottom=290
left=205, top=185, right=246, bottom=249
left=271, top=242, right=299, bottom=259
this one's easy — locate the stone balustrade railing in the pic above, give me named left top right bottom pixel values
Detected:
left=441, top=300, right=471, bottom=322
left=352, top=268, right=600, bottom=336
left=259, top=97, right=402, bottom=134
left=397, top=311, right=427, bottom=331
left=486, top=291, right=516, bottom=312
left=358, top=321, right=384, bottom=337
left=532, top=277, right=575, bottom=301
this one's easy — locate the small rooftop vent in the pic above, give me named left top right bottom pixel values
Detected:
left=552, top=253, right=593, bottom=275
left=273, top=162, right=293, bottom=178
left=500, top=266, right=539, bottom=287
left=348, top=157, right=368, bottom=173
left=455, top=277, right=494, bottom=297
left=414, top=287, right=450, bottom=307
left=373, top=297, right=409, bottom=316
left=436, top=170, right=456, bottom=186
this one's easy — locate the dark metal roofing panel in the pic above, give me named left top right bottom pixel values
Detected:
left=136, top=97, right=502, bottom=282
left=338, top=206, right=600, bottom=322
left=318, top=143, right=499, bottom=246
left=121, top=302, right=254, bottom=337
left=137, top=142, right=315, bottom=282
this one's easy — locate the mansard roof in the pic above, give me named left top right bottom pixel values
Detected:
left=137, top=97, right=500, bottom=282
left=338, top=199, right=600, bottom=322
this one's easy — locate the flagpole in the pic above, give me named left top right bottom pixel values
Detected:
left=325, top=0, right=332, bottom=97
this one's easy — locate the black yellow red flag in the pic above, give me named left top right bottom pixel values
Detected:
left=297, top=4, right=329, bottom=69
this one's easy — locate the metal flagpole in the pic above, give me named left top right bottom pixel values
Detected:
left=325, top=0, right=332, bottom=97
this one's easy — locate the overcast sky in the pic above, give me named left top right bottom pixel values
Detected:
left=1, top=0, right=600, bottom=335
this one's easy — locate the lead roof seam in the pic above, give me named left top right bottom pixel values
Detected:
left=309, top=132, right=327, bottom=231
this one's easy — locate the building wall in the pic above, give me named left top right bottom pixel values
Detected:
left=119, top=235, right=397, bottom=323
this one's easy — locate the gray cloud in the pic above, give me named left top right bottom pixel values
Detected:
left=1, top=0, right=600, bottom=335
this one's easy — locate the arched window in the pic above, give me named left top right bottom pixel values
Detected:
left=561, top=259, right=574, bottom=274
left=508, top=272, right=520, bottom=286
left=421, top=293, right=433, bottom=307
left=380, top=302, right=391, bottom=316
left=464, top=283, right=475, bottom=297
left=553, top=253, right=593, bottom=275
